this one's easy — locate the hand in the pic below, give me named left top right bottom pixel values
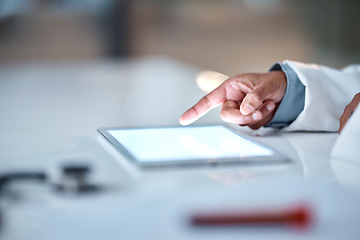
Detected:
left=179, top=71, right=287, bottom=129
left=339, top=92, right=360, bottom=133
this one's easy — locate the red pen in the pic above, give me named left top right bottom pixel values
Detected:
left=190, top=203, right=313, bottom=230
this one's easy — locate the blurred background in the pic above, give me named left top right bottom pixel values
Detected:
left=0, top=0, right=359, bottom=75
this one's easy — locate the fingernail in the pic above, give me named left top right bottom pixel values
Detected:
left=241, top=104, right=255, bottom=115
left=252, top=111, right=262, bottom=121
left=267, top=102, right=275, bottom=111
left=179, top=118, right=191, bottom=126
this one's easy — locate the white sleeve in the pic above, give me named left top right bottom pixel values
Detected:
left=281, top=60, right=360, bottom=132
left=330, top=106, right=360, bottom=188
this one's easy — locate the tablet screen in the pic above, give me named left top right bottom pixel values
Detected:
left=98, top=125, right=287, bottom=167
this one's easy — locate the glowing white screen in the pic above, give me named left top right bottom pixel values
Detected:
left=109, top=125, right=273, bottom=162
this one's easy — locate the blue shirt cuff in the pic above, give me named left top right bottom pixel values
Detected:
left=266, top=63, right=305, bottom=128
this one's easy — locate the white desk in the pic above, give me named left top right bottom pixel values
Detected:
left=1, top=57, right=359, bottom=240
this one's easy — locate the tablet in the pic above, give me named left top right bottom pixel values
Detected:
left=97, top=125, right=289, bottom=168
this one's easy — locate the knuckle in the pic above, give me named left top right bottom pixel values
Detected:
left=203, top=96, right=212, bottom=109
left=192, top=105, right=200, bottom=116
left=233, top=73, right=256, bottom=85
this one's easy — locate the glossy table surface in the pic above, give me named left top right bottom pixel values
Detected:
left=0, top=56, right=359, bottom=240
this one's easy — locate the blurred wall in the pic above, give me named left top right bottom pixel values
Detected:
left=0, top=0, right=359, bottom=74
left=296, top=0, right=360, bottom=67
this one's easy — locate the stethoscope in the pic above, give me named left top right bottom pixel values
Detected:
left=0, top=163, right=101, bottom=228
left=0, top=163, right=99, bottom=194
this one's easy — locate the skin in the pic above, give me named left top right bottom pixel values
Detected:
left=179, top=71, right=287, bottom=129
left=339, top=92, right=360, bottom=133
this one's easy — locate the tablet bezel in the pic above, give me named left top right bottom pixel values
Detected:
left=97, top=125, right=289, bottom=168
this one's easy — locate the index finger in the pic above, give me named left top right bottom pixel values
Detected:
left=179, top=86, right=227, bottom=125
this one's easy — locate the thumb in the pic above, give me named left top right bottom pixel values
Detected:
left=240, top=71, right=287, bottom=115
left=240, top=88, right=267, bottom=115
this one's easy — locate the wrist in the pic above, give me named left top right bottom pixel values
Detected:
left=266, top=62, right=305, bottom=128
left=268, top=70, right=287, bottom=104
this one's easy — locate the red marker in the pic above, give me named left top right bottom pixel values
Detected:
left=191, top=203, right=313, bottom=230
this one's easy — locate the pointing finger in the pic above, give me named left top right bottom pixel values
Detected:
left=179, top=85, right=227, bottom=125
